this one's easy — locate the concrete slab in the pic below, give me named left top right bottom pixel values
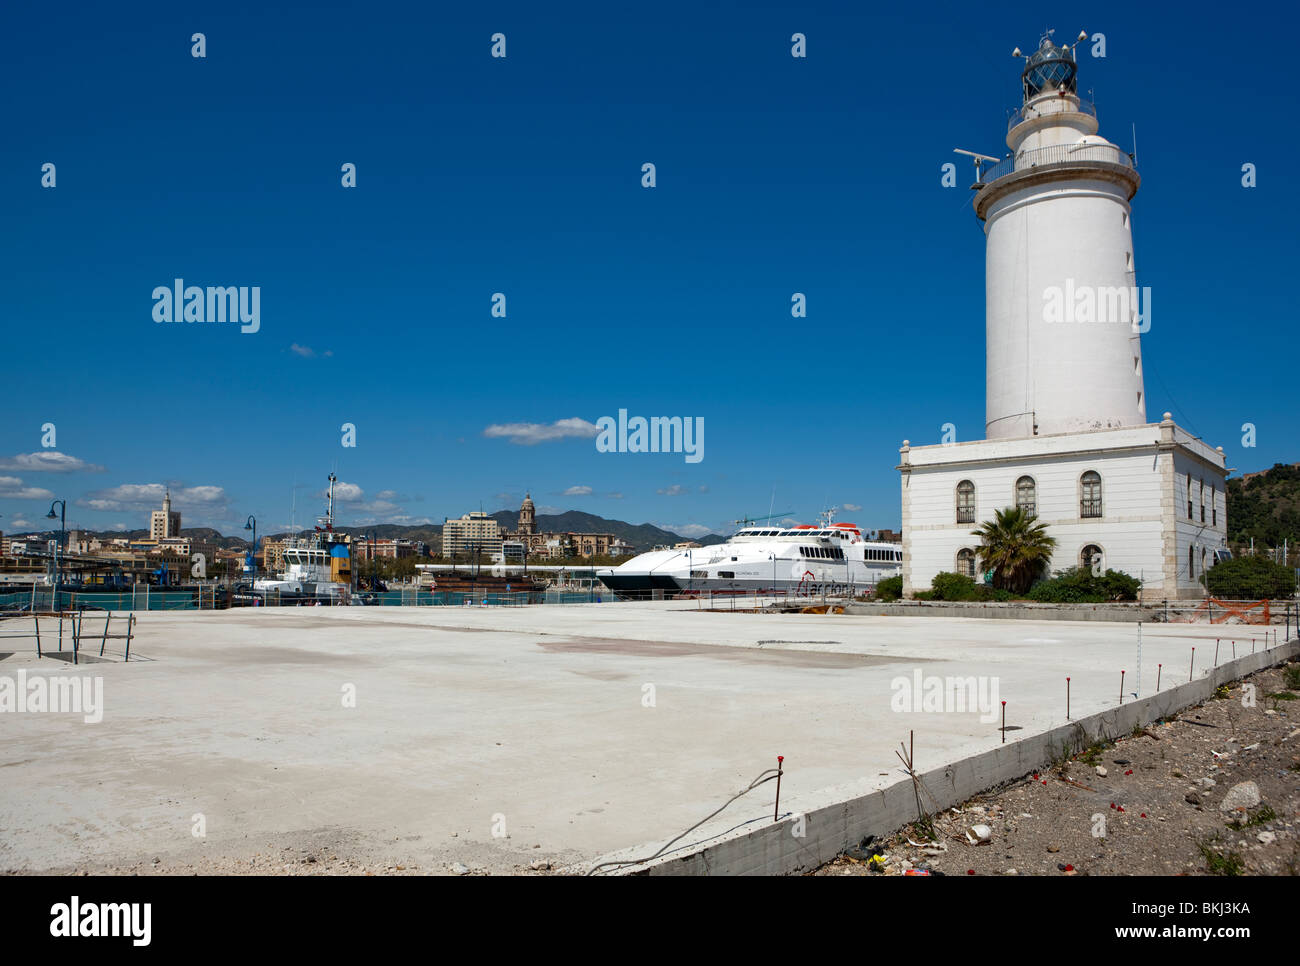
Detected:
left=0, top=602, right=1284, bottom=873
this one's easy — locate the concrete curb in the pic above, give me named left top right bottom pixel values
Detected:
left=844, top=601, right=1159, bottom=621
left=628, top=636, right=1300, bottom=876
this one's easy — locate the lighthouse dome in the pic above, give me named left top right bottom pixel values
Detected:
left=1023, top=37, right=1077, bottom=96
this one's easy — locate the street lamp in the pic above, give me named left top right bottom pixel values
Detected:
left=46, top=499, right=66, bottom=610
left=244, top=515, right=257, bottom=576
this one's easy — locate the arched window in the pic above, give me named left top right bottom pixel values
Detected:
left=1015, top=476, right=1037, bottom=516
left=1080, top=471, right=1102, bottom=518
left=957, top=548, right=976, bottom=578
left=956, top=480, right=975, bottom=524
left=1080, top=544, right=1103, bottom=574
left=1188, top=545, right=1195, bottom=579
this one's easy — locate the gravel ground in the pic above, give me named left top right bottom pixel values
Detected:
left=816, top=659, right=1300, bottom=877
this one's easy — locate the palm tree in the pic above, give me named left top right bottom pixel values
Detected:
left=972, top=506, right=1056, bottom=594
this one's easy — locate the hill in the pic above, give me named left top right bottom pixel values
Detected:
left=487, top=509, right=727, bottom=549
left=1227, top=463, right=1300, bottom=549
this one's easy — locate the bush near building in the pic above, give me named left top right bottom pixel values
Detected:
left=1026, top=567, right=1141, bottom=603
left=1202, top=555, right=1296, bottom=600
left=874, top=575, right=903, bottom=601
left=915, top=571, right=1013, bottom=602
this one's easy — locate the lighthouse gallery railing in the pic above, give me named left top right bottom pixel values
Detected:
left=978, top=141, right=1135, bottom=187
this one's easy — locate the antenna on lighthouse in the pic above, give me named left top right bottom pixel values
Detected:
left=954, top=148, right=1001, bottom=188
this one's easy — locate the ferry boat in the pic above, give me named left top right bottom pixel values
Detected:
left=596, top=511, right=902, bottom=599
left=249, top=474, right=352, bottom=604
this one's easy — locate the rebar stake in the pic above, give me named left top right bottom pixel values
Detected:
left=773, top=756, right=784, bottom=822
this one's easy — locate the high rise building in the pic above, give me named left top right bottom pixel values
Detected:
left=150, top=488, right=182, bottom=541
left=442, top=511, right=503, bottom=560
left=899, top=32, right=1227, bottom=599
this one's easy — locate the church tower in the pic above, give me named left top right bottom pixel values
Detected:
left=519, top=493, right=536, bottom=536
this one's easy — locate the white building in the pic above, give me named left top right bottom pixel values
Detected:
left=900, top=32, right=1227, bottom=599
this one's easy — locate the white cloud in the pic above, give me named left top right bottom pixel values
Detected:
left=483, top=418, right=599, bottom=446
left=657, top=484, right=688, bottom=496
left=606, top=492, right=624, bottom=499
left=0, top=452, right=105, bottom=473
left=327, top=481, right=366, bottom=502
left=77, top=483, right=229, bottom=513
left=9, top=518, right=31, bottom=528
left=843, top=503, right=863, bottom=512
left=0, top=476, right=55, bottom=500
left=289, top=343, right=332, bottom=358
left=563, top=485, right=592, bottom=496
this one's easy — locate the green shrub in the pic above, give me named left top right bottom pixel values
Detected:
left=920, top=572, right=1015, bottom=602
left=931, top=571, right=979, bottom=601
left=1203, top=554, right=1296, bottom=599
left=1026, top=567, right=1141, bottom=603
left=874, top=575, right=903, bottom=601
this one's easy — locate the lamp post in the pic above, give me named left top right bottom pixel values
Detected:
left=244, top=515, right=257, bottom=576
left=46, top=499, right=66, bottom=610
left=369, top=530, right=378, bottom=589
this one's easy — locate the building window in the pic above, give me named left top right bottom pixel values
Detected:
left=1080, top=471, right=1102, bottom=518
left=957, top=548, right=976, bottom=578
left=956, top=480, right=975, bottom=524
left=1199, top=480, right=1205, bottom=523
left=1212, top=486, right=1217, bottom=526
left=1015, top=476, right=1036, bottom=516
left=1080, top=544, right=1103, bottom=573
left=1188, top=545, right=1195, bottom=580
left=1187, top=473, right=1193, bottom=519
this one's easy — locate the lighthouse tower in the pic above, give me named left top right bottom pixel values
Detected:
left=897, top=31, right=1227, bottom=600
left=979, top=33, right=1145, bottom=439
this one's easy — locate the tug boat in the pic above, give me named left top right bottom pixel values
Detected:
left=249, top=474, right=352, bottom=604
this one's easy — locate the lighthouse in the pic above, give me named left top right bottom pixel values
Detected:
left=898, top=31, right=1227, bottom=599
left=980, top=34, right=1146, bottom=439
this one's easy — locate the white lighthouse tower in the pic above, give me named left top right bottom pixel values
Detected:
left=982, top=34, right=1145, bottom=439
left=898, top=31, right=1228, bottom=599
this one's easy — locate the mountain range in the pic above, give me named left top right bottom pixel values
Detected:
left=11, top=511, right=729, bottom=551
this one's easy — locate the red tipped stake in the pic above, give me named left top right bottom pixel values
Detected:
left=1001, top=701, right=1007, bottom=744
left=1251, top=637, right=1255, bottom=654
left=1157, top=663, right=1162, bottom=691
left=1215, top=639, right=1220, bottom=664
left=1066, top=677, right=1071, bottom=720
left=774, top=755, right=784, bottom=822
left=1190, top=647, right=1195, bottom=683
left=1119, top=670, right=1125, bottom=705
left=1232, top=640, right=1236, bottom=659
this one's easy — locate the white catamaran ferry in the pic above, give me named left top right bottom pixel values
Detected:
left=596, top=512, right=902, bottom=599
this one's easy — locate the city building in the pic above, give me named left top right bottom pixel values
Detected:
left=505, top=494, right=625, bottom=559
left=352, top=537, right=425, bottom=561
left=150, top=488, right=182, bottom=540
left=442, top=511, right=503, bottom=560
left=260, top=538, right=287, bottom=573
left=899, top=33, right=1227, bottom=600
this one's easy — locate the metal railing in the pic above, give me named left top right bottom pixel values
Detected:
left=979, top=140, right=1134, bottom=186
left=1008, top=97, right=1096, bottom=133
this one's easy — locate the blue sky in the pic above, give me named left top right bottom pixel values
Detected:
left=1, top=1, right=1295, bottom=539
